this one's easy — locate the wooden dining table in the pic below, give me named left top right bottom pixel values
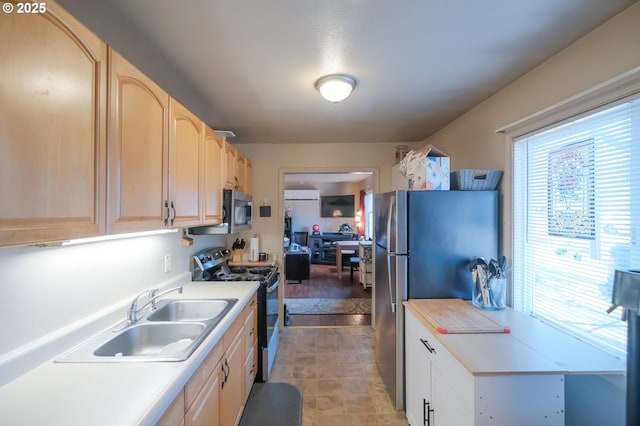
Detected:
left=336, top=240, right=360, bottom=275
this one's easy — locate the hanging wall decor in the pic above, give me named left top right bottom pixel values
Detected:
left=547, top=139, right=595, bottom=239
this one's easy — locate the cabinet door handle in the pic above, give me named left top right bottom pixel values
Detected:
left=423, top=400, right=434, bottom=426
left=164, top=200, right=170, bottom=227
left=420, top=338, right=436, bottom=354
left=170, top=201, right=176, bottom=226
left=221, top=362, right=226, bottom=388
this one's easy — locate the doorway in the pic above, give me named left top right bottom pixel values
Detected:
left=281, top=170, right=377, bottom=326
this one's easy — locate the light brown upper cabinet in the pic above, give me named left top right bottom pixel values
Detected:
left=109, top=50, right=204, bottom=231
left=0, top=1, right=108, bottom=247
left=168, top=98, right=204, bottom=227
left=245, top=158, right=253, bottom=195
left=223, top=141, right=238, bottom=190
left=223, top=141, right=252, bottom=194
left=235, top=153, right=247, bottom=193
left=108, top=49, right=170, bottom=233
left=203, top=126, right=224, bottom=224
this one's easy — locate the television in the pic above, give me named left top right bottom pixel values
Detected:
left=321, top=195, right=355, bottom=217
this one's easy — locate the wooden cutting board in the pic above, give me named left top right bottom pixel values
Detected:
left=409, top=299, right=510, bottom=334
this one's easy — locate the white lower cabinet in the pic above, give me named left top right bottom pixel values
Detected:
left=405, top=324, right=431, bottom=426
left=405, top=308, right=564, bottom=426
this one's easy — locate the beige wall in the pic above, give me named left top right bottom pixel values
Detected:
left=236, top=141, right=423, bottom=261
left=421, top=2, right=640, bottom=265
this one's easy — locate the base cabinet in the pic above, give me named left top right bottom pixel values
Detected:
left=405, top=308, right=564, bottom=426
left=220, top=330, right=244, bottom=426
left=160, top=292, right=258, bottom=426
left=185, top=368, right=220, bottom=426
left=405, top=324, right=432, bottom=426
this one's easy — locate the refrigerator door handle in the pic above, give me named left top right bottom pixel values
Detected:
left=386, top=196, right=394, bottom=251
left=386, top=196, right=397, bottom=314
left=387, top=252, right=396, bottom=313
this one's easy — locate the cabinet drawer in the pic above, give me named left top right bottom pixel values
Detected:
left=245, top=293, right=258, bottom=316
left=224, top=312, right=245, bottom=348
left=185, top=341, right=224, bottom=412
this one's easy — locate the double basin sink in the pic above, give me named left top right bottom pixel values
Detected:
left=57, top=298, right=238, bottom=363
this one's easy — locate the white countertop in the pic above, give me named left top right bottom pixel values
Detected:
left=0, top=281, right=259, bottom=426
left=404, top=299, right=626, bottom=376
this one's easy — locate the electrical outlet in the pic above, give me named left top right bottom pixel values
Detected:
left=164, top=254, right=172, bottom=272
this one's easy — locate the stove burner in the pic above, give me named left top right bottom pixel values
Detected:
left=230, top=267, right=248, bottom=274
left=246, top=274, right=266, bottom=280
left=215, top=272, right=244, bottom=281
left=248, top=267, right=271, bottom=275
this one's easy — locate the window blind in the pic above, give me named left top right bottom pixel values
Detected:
left=513, top=94, right=640, bottom=356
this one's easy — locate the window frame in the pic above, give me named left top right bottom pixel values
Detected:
left=497, top=66, right=640, bottom=356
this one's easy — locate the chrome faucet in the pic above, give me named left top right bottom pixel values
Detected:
left=126, top=286, right=183, bottom=323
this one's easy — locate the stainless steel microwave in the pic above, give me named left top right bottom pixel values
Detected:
left=189, top=189, right=252, bottom=234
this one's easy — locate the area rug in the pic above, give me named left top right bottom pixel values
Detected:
left=284, top=298, right=371, bottom=315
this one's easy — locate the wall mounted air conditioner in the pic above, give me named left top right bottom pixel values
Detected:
left=284, top=190, right=320, bottom=200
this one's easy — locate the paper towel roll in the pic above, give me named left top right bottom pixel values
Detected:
left=249, top=237, right=259, bottom=261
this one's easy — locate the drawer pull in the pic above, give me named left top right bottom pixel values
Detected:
left=420, top=338, right=436, bottom=354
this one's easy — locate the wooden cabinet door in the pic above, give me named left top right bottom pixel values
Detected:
left=245, top=159, right=253, bottom=195
left=185, top=360, right=221, bottom=426
left=169, top=99, right=203, bottom=227
left=0, top=1, right=107, bottom=246
left=108, top=48, right=169, bottom=233
left=220, top=331, right=244, bottom=426
left=235, top=153, right=246, bottom=192
left=203, top=126, right=224, bottom=224
left=157, top=389, right=185, bottom=426
left=223, top=142, right=237, bottom=189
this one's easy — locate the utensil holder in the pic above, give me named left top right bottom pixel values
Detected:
left=473, top=277, right=506, bottom=310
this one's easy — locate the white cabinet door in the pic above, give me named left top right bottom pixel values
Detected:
left=432, top=367, right=472, bottom=426
left=405, top=309, right=433, bottom=426
left=406, top=337, right=432, bottom=425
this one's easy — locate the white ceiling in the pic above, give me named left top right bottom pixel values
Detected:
left=60, top=0, right=636, bottom=144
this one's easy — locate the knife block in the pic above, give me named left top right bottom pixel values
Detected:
left=232, top=249, right=244, bottom=263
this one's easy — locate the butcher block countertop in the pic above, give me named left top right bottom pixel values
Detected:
left=404, top=299, right=626, bottom=376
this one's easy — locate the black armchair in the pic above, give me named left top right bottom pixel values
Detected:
left=292, top=231, right=309, bottom=247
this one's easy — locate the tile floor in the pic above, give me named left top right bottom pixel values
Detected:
left=269, top=326, right=407, bottom=426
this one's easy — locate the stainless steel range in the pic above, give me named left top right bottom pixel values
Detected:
left=191, top=247, right=280, bottom=382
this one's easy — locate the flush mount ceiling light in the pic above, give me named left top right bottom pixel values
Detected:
left=314, top=74, right=356, bottom=103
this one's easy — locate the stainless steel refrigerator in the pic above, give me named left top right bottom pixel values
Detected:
left=374, top=190, right=498, bottom=410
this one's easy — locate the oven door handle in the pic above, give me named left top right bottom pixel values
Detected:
left=266, top=277, right=280, bottom=293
